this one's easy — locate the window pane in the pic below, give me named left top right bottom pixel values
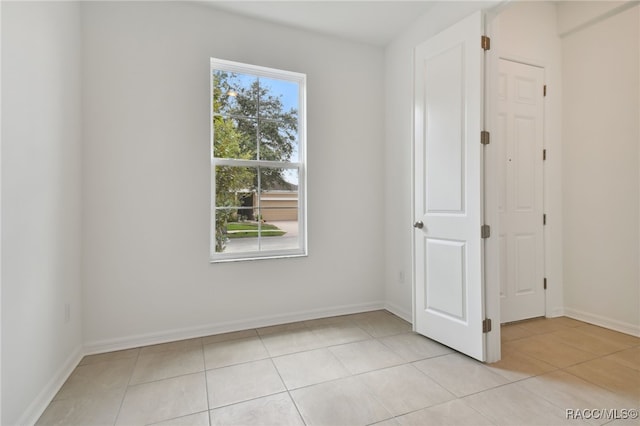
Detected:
left=211, top=59, right=306, bottom=261
left=213, top=71, right=258, bottom=118
left=258, top=77, right=299, bottom=121
left=223, top=211, right=260, bottom=253
left=257, top=77, right=299, bottom=164
left=213, top=116, right=257, bottom=160
left=214, top=165, right=257, bottom=253
left=258, top=119, right=298, bottom=163
left=214, top=165, right=256, bottom=208
left=255, top=167, right=299, bottom=252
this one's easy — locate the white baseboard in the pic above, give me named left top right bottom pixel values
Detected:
left=17, top=344, right=83, bottom=426
left=84, top=301, right=386, bottom=355
left=564, top=308, right=640, bottom=337
left=27, top=303, right=638, bottom=426
left=546, top=306, right=565, bottom=318
left=19, top=302, right=387, bottom=425
left=384, top=302, right=412, bottom=324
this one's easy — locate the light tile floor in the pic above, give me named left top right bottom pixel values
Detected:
left=37, top=311, right=640, bottom=426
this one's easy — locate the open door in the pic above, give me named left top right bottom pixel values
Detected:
left=413, top=11, right=486, bottom=361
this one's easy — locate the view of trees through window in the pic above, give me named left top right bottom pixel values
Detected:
left=211, top=61, right=305, bottom=260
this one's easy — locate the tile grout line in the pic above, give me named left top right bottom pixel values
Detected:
left=43, top=313, right=639, bottom=425
left=459, top=380, right=575, bottom=424
left=199, top=339, right=212, bottom=426
left=375, top=399, right=499, bottom=426
left=253, top=316, right=410, bottom=424
left=258, top=329, right=309, bottom=426
left=118, top=344, right=206, bottom=388
left=262, top=326, right=459, bottom=423
left=146, top=410, right=210, bottom=426
left=516, top=364, right=627, bottom=416
left=501, top=337, right=600, bottom=369
left=281, top=328, right=400, bottom=425
left=545, top=328, right=637, bottom=356
left=119, top=340, right=209, bottom=425
left=112, top=346, right=142, bottom=426
left=560, top=357, right=638, bottom=396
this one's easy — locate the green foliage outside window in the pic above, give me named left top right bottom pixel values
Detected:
left=212, top=71, right=298, bottom=252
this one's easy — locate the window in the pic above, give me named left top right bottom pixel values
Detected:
left=210, top=58, right=307, bottom=262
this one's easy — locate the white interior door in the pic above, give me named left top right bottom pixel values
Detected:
left=497, top=59, right=545, bottom=323
left=413, top=12, right=486, bottom=362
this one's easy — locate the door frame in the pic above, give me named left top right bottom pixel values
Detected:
left=483, top=8, right=502, bottom=364
left=408, top=5, right=561, bottom=364
left=484, top=5, right=560, bottom=362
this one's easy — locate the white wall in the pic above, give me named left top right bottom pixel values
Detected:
left=561, top=4, right=640, bottom=334
left=487, top=1, right=565, bottom=318
left=5, top=1, right=636, bottom=422
left=1, top=2, right=84, bottom=425
left=1, top=3, right=3, bottom=423
left=383, top=1, right=499, bottom=321
left=81, top=1, right=386, bottom=350
left=556, top=1, right=630, bottom=36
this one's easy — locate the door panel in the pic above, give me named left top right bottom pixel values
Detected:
left=515, top=234, right=535, bottom=294
left=425, top=239, right=466, bottom=319
left=414, top=11, right=485, bottom=361
left=424, top=44, right=465, bottom=213
left=498, top=59, right=545, bottom=323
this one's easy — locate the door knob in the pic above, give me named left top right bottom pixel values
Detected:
left=414, top=221, right=424, bottom=229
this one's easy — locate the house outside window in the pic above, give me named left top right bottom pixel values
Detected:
left=210, top=58, right=307, bottom=262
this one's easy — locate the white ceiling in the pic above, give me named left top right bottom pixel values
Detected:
left=201, top=1, right=438, bottom=47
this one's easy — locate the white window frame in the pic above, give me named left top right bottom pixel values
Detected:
left=210, top=58, right=307, bottom=262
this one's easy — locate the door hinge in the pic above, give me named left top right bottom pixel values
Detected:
left=543, top=85, right=547, bottom=97
left=481, top=225, right=491, bottom=239
left=482, top=318, right=492, bottom=333
left=544, top=278, right=547, bottom=290
left=543, top=149, right=547, bottom=161
left=481, top=130, right=490, bottom=145
left=543, top=214, right=547, bottom=225
left=481, top=35, right=491, bottom=51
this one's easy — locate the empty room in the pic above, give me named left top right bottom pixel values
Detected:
left=2, top=1, right=639, bottom=425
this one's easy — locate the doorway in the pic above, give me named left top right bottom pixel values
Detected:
left=412, top=11, right=486, bottom=362
left=411, top=8, right=553, bottom=363
left=496, top=59, right=546, bottom=323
